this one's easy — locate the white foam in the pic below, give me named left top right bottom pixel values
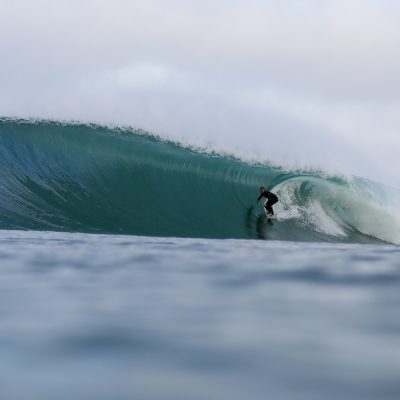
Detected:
left=274, top=177, right=400, bottom=244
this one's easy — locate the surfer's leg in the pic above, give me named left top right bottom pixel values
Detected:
left=266, top=198, right=278, bottom=215
left=265, top=202, right=274, bottom=215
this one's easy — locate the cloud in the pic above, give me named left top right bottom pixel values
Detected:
left=1, top=0, right=400, bottom=185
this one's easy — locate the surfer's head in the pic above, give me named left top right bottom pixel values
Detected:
left=259, top=186, right=266, bottom=193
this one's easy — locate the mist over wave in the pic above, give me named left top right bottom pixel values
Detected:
left=0, top=118, right=399, bottom=244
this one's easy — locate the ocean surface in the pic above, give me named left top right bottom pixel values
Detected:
left=1, top=119, right=400, bottom=399
left=1, top=230, right=400, bottom=400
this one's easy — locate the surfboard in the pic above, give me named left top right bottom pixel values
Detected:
left=264, top=210, right=277, bottom=220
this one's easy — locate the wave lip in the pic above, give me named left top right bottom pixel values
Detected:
left=0, top=118, right=399, bottom=244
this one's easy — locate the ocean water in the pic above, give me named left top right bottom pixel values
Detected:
left=1, top=119, right=400, bottom=399
left=1, top=118, right=399, bottom=244
left=1, top=230, right=400, bottom=400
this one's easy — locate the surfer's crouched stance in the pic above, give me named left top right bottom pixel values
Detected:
left=257, top=186, right=279, bottom=216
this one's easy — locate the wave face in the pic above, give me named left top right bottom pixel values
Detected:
left=1, top=118, right=399, bottom=244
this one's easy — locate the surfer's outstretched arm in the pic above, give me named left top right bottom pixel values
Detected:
left=256, top=194, right=263, bottom=203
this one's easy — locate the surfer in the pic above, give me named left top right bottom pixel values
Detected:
left=257, top=186, right=279, bottom=216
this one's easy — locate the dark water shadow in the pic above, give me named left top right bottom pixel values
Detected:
left=246, top=206, right=271, bottom=240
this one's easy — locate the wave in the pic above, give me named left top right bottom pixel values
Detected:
left=0, top=118, right=399, bottom=244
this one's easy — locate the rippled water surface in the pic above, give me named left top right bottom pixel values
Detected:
left=1, top=230, right=400, bottom=400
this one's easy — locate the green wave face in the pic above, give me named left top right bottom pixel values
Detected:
left=0, top=118, right=399, bottom=244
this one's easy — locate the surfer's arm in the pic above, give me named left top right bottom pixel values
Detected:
left=256, top=194, right=263, bottom=203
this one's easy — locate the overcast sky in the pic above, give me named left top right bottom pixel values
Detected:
left=1, top=0, right=400, bottom=185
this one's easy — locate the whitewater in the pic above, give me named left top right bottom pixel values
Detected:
left=1, top=117, right=400, bottom=400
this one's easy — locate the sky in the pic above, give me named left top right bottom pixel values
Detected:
left=1, top=0, right=400, bottom=185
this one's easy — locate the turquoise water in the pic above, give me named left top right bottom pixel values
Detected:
left=1, top=119, right=400, bottom=399
left=1, top=230, right=400, bottom=400
left=1, top=118, right=399, bottom=244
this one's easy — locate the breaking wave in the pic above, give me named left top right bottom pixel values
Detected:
left=1, top=118, right=399, bottom=244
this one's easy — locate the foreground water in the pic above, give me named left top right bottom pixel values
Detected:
left=1, top=230, right=400, bottom=400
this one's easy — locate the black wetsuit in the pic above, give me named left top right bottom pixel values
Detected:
left=257, top=191, right=279, bottom=215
